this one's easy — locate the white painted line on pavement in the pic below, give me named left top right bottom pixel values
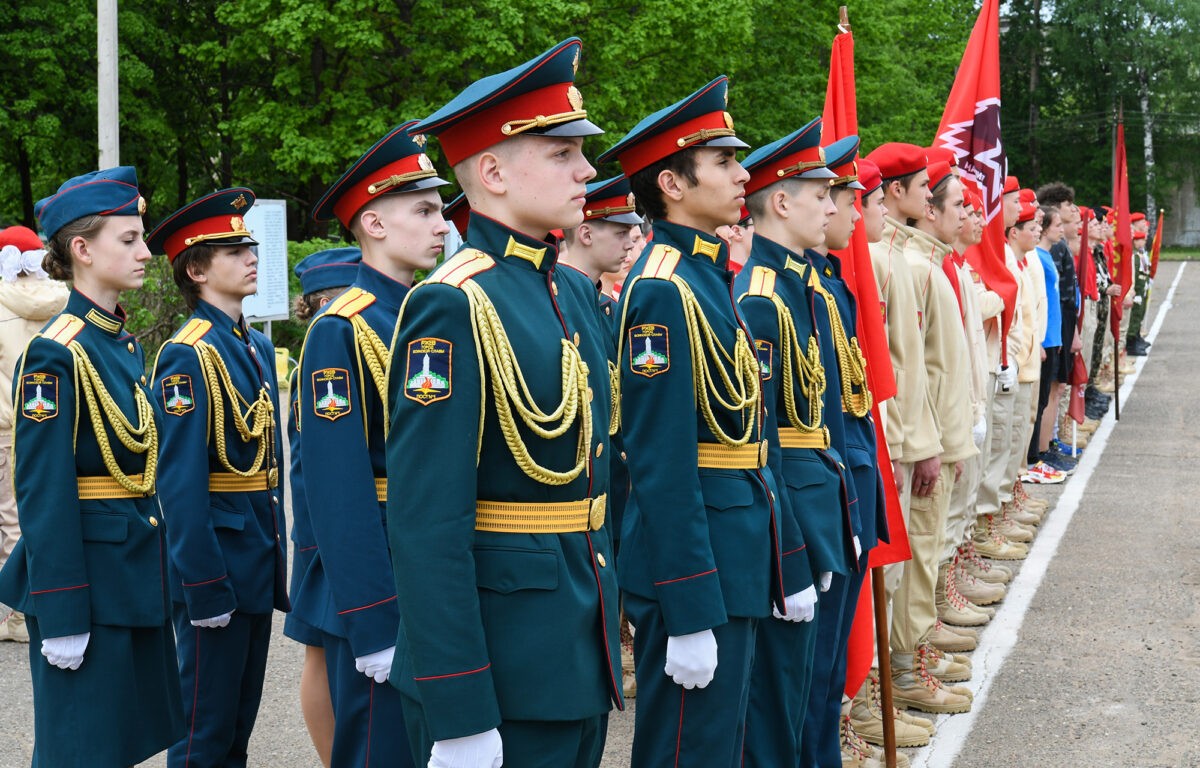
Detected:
left=911, top=262, right=1187, bottom=768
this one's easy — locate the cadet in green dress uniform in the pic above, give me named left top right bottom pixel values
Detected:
left=0, top=166, right=184, bottom=766
left=598, top=77, right=813, bottom=767
left=147, top=188, right=289, bottom=768
left=298, top=122, right=450, bottom=768
left=386, top=38, right=621, bottom=768
left=286, top=247, right=361, bottom=767
left=735, top=118, right=850, bottom=766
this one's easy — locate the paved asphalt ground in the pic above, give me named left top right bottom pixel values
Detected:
left=0, top=261, right=1194, bottom=767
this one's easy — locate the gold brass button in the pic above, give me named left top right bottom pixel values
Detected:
left=587, top=387, right=594, bottom=402
left=552, top=282, right=559, bottom=296
left=149, top=516, right=158, bottom=527
left=140, top=375, right=147, bottom=385
left=595, top=443, right=603, bottom=458
left=597, top=553, right=607, bottom=568
left=127, top=342, right=135, bottom=353
left=620, top=451, right=627, bottom=461
left=272, top=495, right=279, bottom=505
left=604, top=306, right=612, bottom=315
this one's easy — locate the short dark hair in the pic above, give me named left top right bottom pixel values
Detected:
left=1035, top=182, right=1075, bottom=208
left=629, top=148, right=699, bottom=222
left=172, top=243, right=216, bottom=311
left=1039, top=205, right=1059, bottom=230
left=929, top=176, right=954, bottom=212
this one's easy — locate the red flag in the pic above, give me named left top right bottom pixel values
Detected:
left=823, top=19, right=911, bottom=701
left=1077, top=207, right=1098, bottom=301
left=1150, top=209, right=1164, bottom=279
left=932, top=0, right=1018, bottom=365
left=1110, top=120, right=1133, bottom=339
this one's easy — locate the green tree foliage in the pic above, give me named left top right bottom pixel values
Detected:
left=8, top=0, right=1194, bottom=338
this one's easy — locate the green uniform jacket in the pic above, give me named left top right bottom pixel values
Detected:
left=386, top=213, right=621, bottom=741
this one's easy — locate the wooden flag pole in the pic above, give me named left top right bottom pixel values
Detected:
left=872, top=569, right=897, bottom=768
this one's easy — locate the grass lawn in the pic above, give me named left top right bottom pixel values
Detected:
left=1160, top=248, right=1200, bottom=261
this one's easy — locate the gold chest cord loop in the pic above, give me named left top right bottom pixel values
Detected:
left=195, top=341, right=273, bottom=479
left=461, top=280, right=591, bottom=486
left=349, top=314, right=391, bottom=437
left=608, top=360, right=620, bottom=436
left=812, top=281, right=872, bottom=418
left=670, top=276, right=759, bottom=447
left=68, top=341, right=158, bottom=495
left=771, top=294, right=827, bottom=438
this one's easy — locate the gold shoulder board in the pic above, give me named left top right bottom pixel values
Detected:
left=171, top=318, right=213, bottom=346
left=426, top=248, right=496, bottom=288
left=747, top=266, right=777, bottom=298
left=328, top=287, right=376, bottom=318
left=42, top=314, right=86, bottom=346
left=641, top=244, right=682, bottom=281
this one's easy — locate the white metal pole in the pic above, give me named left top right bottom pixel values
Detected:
left=97, top=0, right=119, bottom=168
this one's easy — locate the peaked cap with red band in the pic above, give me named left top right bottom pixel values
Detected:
left=740, top=116, right=836, bottom=196
left=583, top=175, right=643, bottom=225
left=443, top=192, right=470, bottom=237
left=865, top=142, right=926, bottom=180
left=313, top=121, right=449, bottom=228
left=927, top=161, right=955, bottom=193
left=412, top=38, right=602, bottom=168
left=146, top=187, right=259, bottom=263
left=35, top=166, right=146, bottom=241
left=857, top=159, right=883, bottom=197
left=597, top=76, right=750, bottom=178
left=824, top=135, right=866, bottom=190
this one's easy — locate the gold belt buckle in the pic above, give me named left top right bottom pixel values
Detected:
left=589, top=494, right=607, bottom=531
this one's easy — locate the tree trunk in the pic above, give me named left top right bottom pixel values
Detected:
left=1027, top=0, right=1042, bottom=183
left=1139, top=68, right=1156, bottom=225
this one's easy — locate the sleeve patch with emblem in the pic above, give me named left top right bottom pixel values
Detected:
left=404, top=338, right=453, bottom=406
left=20, top=372, right=58, bottom=422
left=755, top=339, right=773, bottom=381
left=160, top=373, right=196, bottom=416
left=312, top=367, right=353, bottom=420
left=628, top=323, right=670, bottom=378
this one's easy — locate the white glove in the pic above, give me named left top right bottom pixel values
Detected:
left=664, top=629, right=718, bottom=689
left=1133, top=294, right=1143, bottom=304
left=42, top=632, right=90, bottom=670
left=773, top=585, right=818, bottom=623
left=972, top=418, right=988, bottom=448
left=191, top=611, right=233, bottom=628
left=428, top=728, right=503, bottom=768
left=355, top=646, right=395, bottom=684
left=996, top=363, right=1017, bottom=391
left=853, top=535, right=863, bottom=559
left=819, top=571, right=833, bottom=592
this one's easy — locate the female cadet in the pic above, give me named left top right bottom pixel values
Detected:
left=0, top=167, right=184, bottom=766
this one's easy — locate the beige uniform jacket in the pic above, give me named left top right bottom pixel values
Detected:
left=1015, top=249, right=1046, bottom=383
left=870, top=217, right=941, bottom=464
left=902, top=229, right=978, bottom=463
left=954, top=258, right=995, bottom=424
left=985, top=244, right=1025, bottom=373
left=0, top=276, right=69, bottom=441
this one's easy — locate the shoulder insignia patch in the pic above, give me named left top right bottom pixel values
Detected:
left=172, top=319, right=213, bottom=346
left=642, top=245, right=682, bottom=281
left=160, top=373, right=196, bottom=416
left=427, top=248, right=495, bottom=288
left=404, top=338, right=453, bottom=405
left=747, top=266, right=777, bottom=298
left=42, top=315, right=85, bottom=346
left=628, top=323, right=670, bottom=377
left=755, top=339, right=774, bottom=381
left=328, top=287, right=376, bottom=318
left=311, top=367, right=353, bottom=421
left=20, top=372, right=58, bottom=422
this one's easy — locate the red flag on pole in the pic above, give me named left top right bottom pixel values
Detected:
left=932, top=0, right=1018, bottom=365
left=822, top=17, right=911, bottom=704
left=1111, top=119, right=1133, bottom=338
left=1067, top=208, right=1093, bottom=424
left=1150, top=209, right=1164, bottom=279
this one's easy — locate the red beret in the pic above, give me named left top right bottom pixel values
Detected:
left=1017, top=200, right=1038, bottom=223
left=927, top=161, right=954, bottom=192
left=1004, top=175, right=1020, bottom=194
left=1019, top=188, right=1037, bottom=205
left=963, top=187, right=983, bottom=213
left=925, top=146, right=958, bottom=168
left=1130, top=212, right=1146, bottom=223
left=865, top=142, right=926, bottom=180
left=0, top=225, right=44, bottom=253
left=857, top=158, right=882, bottom=196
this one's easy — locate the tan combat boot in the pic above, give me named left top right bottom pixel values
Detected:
left=918, top=642, right=971, bottom=682
left=849, top=669, right=933, bottom=747
left=928, top=618, right=977, bottom=653
left=891, top=652, right=973, bottom=715
left=974, top=516, right=1029, bottom=560
left=841, top=709, right=883, bottom=767
left=0, top=610, right=29, bottom=643
left=955, top=565, right=1006, bottom=606
left=1013, top=480, right=1049, bottom=510
left=1007, top=499, right=1043, bottom=527
left=958, top=540, right=1013, bottom=584
left=997, top=503, right=1035, bottom=543
left=937, top=563, right=991, bottom=627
